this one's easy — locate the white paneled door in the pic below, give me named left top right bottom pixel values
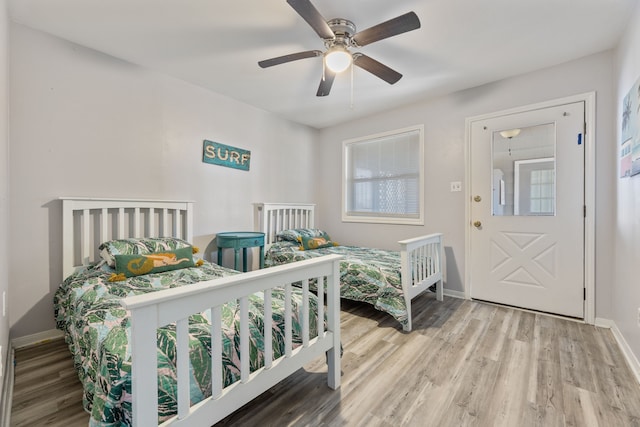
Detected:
left=469, top=101, right=585, bottom=318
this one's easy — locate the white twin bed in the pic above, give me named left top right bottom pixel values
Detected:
left=254, top=202, right=444, bottom=332
left=56, top=198, right=341, bottom=426
left=55, top=198, right=443, bottom=426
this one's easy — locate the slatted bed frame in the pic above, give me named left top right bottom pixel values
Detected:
left=60, top=197, right=341, bottom=426
left=254, top=202, right=444, bottom=332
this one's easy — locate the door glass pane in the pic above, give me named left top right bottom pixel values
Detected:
left=491, top=123, right=556, bottom=216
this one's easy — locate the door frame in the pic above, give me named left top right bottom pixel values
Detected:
left=464, top=92, right=596, bottom=324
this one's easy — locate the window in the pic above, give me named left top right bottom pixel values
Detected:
left=513, top=157, right=555, bottom=216
left=342, top=125, right=424, bottom=225
left=529, top=168, right=555, bottom=214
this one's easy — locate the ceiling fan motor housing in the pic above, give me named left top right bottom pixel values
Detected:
left=326, top=18, right=356, bottom=48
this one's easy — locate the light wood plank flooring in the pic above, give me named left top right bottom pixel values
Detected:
left=10, top=338, right=87, bottom=426
left=11, top=295, right=640, bottom=426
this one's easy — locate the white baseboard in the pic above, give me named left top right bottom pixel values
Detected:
left=595, top=317, right=640, bottom=386
left=594, top=317, right=614, bottom=328
left=1, top=346, right=14, bottom=427
left=11, top=329, right=64, bottom=350
left=443, top=289, right=465, bottom=299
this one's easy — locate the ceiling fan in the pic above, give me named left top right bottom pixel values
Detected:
left=258, top=0, right=421, bottom=97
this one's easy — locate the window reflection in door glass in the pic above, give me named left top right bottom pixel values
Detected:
left=491, top=123, right=556, bottom=216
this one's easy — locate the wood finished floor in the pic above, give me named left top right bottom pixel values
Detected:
left=10, top=295, right=640, bottom=426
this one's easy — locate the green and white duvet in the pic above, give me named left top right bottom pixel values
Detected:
left=54, top=260, right=320, bottom=426
left=266, top=241, right=412, bottom=329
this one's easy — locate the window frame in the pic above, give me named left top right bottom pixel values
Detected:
left=513, top=157, right=556, bottom=216
left=341, top=124, right=425, bottom=225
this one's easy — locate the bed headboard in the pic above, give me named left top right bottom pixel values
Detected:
left=61, top=197, right=194, bottom=278
left=253, top=203, right=315, bottom=249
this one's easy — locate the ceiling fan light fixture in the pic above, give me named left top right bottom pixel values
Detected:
left=325, top=46, right=352, bottom=73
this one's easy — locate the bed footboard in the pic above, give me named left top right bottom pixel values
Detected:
left=399, top=233, right=444, bottom=332
left=121, top=255, right=342, bottom=426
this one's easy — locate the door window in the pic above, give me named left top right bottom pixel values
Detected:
left=491, top=123, right=556, bottom=216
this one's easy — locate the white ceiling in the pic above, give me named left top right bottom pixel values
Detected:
left=8, top=0, right=638, bottom=129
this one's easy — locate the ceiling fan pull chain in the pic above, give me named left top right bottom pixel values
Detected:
left=350, top=62, right=354, bottom=109
left=322, top=57, right=326, bottom=81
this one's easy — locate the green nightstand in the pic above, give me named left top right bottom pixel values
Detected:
left=216, top=231, right=265, bottom=272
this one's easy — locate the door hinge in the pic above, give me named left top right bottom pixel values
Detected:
left=584, top=288, right=586, bottom=300
left=584, top=205, right=586, bottom=217
left=583, top=122, right=587, bottom=136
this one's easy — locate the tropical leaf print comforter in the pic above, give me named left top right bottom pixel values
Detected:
left=54, top=260, right=320, bottom=426
left=266, top=241, right=411, bottom=328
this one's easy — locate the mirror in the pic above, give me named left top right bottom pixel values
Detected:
left=492, top=123, right=556, bottom=216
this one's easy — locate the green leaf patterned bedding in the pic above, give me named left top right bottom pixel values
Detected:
left=266, top=241, right=411, bottom=328
left=54, top=260, right=320, bottom=426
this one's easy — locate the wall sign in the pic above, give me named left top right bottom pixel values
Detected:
left=203, top=140, right=251, bottom=171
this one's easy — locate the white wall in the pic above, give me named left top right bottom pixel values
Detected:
left=318, top=51, right=616, bottom=319
left=8, top=24, right=318, bottom=338
left=0, top=0, right=9, bottom=397
left=614, top=3, right=640, bottom=362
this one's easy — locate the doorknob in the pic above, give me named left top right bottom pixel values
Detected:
left=473, top=220, right=482, bottom=228
left=474, top=195, right=482, bottom=202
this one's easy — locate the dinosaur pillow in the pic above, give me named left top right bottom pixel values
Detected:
left=114, top=247, right=195, bottom=278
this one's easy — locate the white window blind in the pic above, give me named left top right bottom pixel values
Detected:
left=342, top=125, right=424, bottom=225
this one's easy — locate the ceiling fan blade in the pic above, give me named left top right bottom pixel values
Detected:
left=287, top=0, right=335, bottom=40
left=258, top=50, right=323, bottom=68
left=316, top=70, right=336, bottom=96
left=353, top=54, right=402, bottom=84
left=352, top=11, right=421, bottom=47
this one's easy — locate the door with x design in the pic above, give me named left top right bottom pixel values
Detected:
left=469, top=101, right=585, bottom=318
